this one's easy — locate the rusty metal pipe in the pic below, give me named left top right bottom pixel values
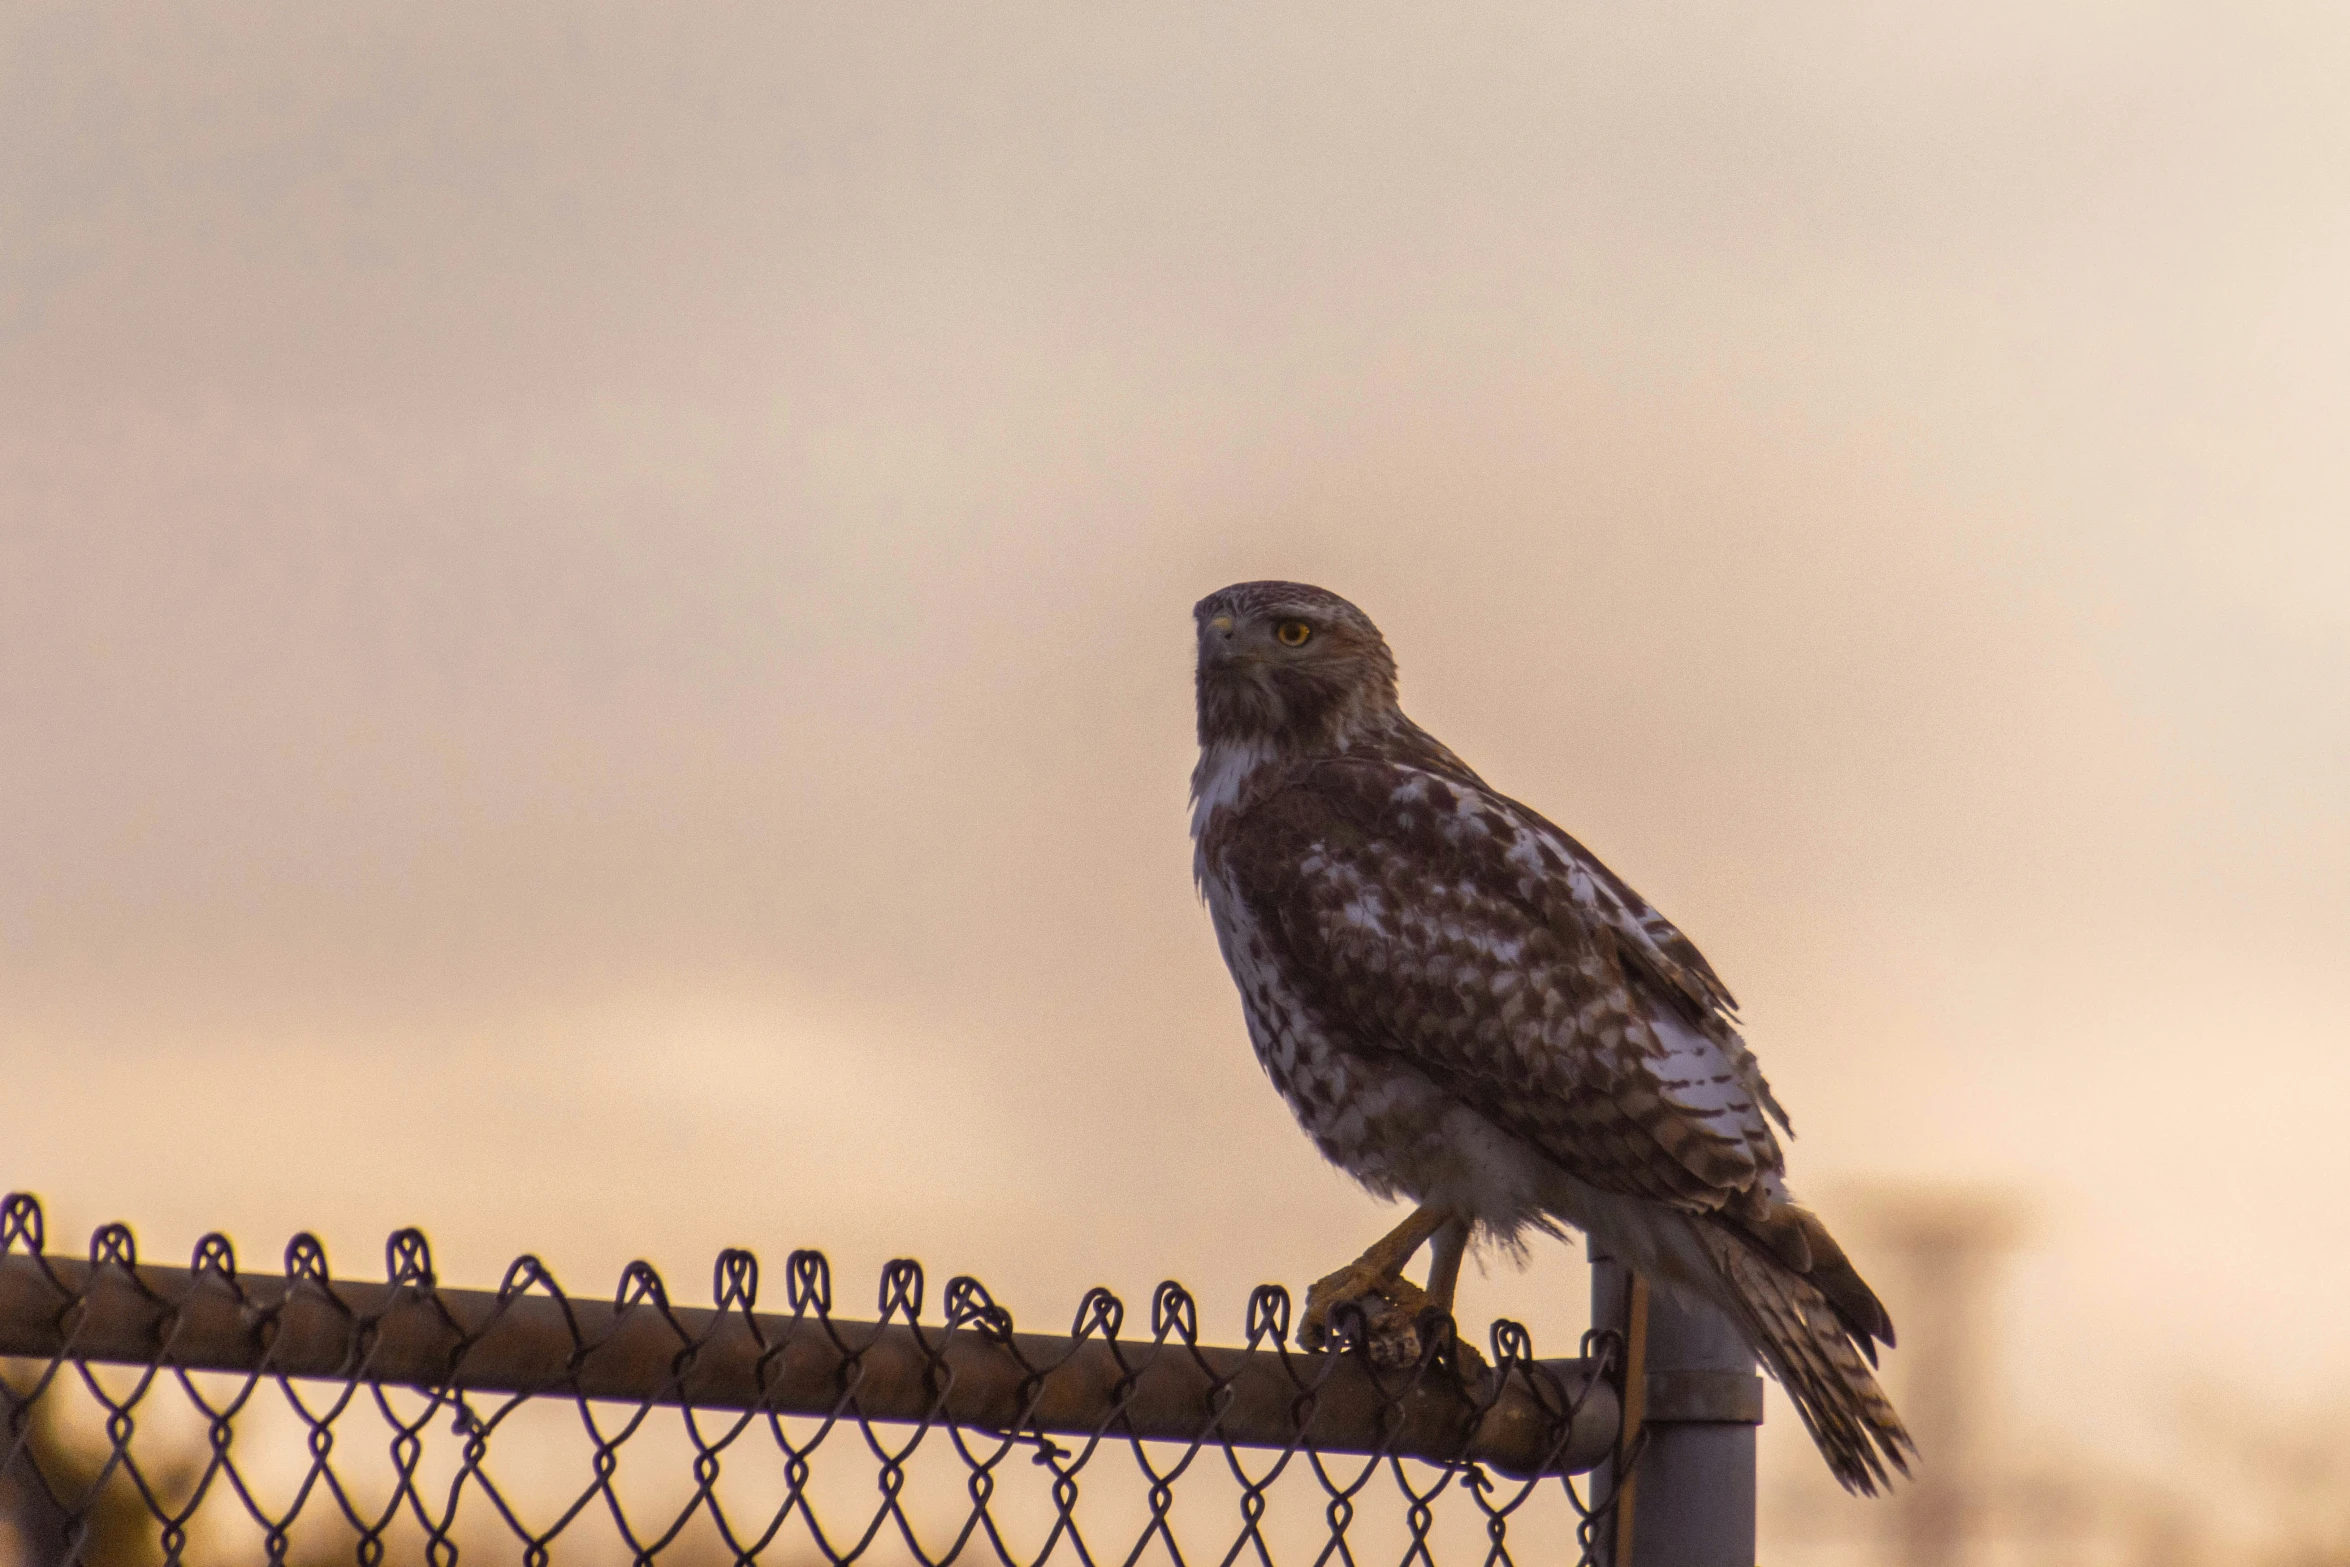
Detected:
left=0, top=1253, right=1616, bottom=1477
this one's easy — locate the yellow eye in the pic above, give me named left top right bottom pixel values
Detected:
left=1275, top=620, right=1313, bottom=647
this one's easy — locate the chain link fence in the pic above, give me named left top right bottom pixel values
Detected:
left=0, top=1194, right=1638, bottom=1567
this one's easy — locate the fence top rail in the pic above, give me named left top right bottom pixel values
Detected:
left=0, top=1196, right=1618, bottom=1478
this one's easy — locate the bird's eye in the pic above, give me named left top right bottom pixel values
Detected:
left=1275, top=620, right=1313, bottom=647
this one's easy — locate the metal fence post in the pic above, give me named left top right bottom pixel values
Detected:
left=1590, top=1247, right=1760, bottom=1567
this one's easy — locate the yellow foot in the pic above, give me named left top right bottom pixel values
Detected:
left=1300, top=1261, right=1433, bottom=1368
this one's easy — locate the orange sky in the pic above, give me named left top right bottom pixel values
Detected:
left=4, top=1, right=2347, bottom=1545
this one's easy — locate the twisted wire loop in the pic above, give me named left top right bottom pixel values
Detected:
left=0, top=1195, right=1623, bottom=1566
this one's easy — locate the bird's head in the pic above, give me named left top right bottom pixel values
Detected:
left=1193, top=581, right=1401, bottom=751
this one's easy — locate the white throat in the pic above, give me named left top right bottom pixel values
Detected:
left=1189, top=736, right=1277, bottom=871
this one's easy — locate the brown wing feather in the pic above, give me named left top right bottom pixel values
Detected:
left=1216, top=756, right=1782, bottom=1212
left=1218, top=753, right=1897, bottom=1357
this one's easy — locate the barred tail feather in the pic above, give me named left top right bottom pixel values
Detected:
left=1536, top=1173, right=1912, bottom=1494
left=1696, top=1222, right=1914, bottom=1495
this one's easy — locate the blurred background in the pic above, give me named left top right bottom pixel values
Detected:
left=3, top=2, right=2346, bottom=1561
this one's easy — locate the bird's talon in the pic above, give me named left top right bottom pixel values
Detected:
left=1300, top=1262, right=1430, bottom=1366
left=1425, top=1319, right=1492, bottom=1388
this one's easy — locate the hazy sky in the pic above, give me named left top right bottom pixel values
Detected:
left=4, top=0, right=2347, bottom=1537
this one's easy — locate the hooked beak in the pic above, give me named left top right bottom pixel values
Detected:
left=1198, top=614, right=1242, bottom=668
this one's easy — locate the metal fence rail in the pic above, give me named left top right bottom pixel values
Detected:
left=0, top=1195, right=1633, bottom=1567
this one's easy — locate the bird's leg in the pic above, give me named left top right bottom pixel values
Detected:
left=1300, top=1204, right=1454, bottom=1366
left=1423, top=1216, right=1470, bottom=1319
left=1417, top=1216, right=1490, bottom=1376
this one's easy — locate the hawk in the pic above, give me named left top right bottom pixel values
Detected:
left=1189, top=580, right=1911, bottom=1493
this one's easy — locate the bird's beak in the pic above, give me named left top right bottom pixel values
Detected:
left=1199, top=614, right=1241, bottom=667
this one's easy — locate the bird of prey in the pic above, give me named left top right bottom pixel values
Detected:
left=1189, top=579, right=1911, bottom=1493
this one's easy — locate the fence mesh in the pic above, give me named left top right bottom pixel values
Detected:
left=0, top=1195, right=1627, bottom=1567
